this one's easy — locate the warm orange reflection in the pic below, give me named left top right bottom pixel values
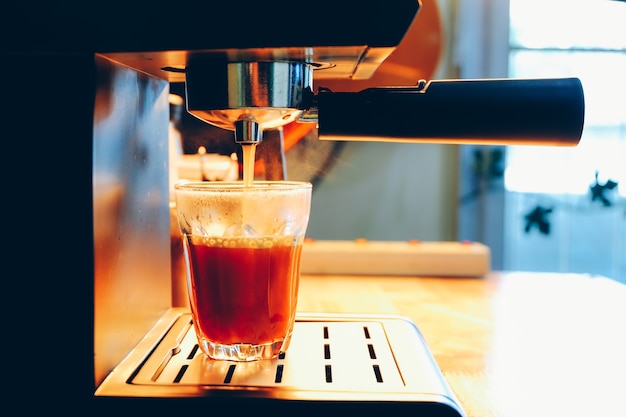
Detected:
left=313, top=0, right=443, bottom=92
left=276, top=0, right=444, bottom=165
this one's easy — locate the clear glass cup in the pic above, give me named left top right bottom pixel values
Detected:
left=174, top=181, right=312, bottom=361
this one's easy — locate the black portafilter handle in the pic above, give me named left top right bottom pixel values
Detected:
left=315, top=77, right=585, bottom=146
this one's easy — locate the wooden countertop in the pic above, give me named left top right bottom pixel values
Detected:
left=297, top=271, right=626, bottom=417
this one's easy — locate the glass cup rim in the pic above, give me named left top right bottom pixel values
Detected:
left=174, top=180, right=312, bottom=192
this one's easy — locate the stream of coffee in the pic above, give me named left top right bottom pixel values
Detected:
left=241, top=144, right=257, bottom=187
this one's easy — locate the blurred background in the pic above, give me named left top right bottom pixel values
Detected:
left=170, top=0, right=625, bottom=284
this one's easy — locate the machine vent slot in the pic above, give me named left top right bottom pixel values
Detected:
left=275, top=364, right=284, bottom=383
left=173, top=365, right=188, bottom=383
left=325, top=364, right=333, bottom=383
left=368, top=344, right=377, bottom=359
left=324, top=343, right=331, bottom=359
left=186, top=345, right=199, bottom=360
left=323, top=326, right=329, bottom=339
left=224, top=364, right=236, bottom=383
left=373, top=365, right=383, bottom=383
left=363, top=326, right=371, bottom=339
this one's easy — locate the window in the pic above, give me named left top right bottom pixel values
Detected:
left=503, top=0, right=626, bottom=282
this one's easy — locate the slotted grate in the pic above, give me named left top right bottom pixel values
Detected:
left=133, top=318, right=405, bottom=390
left=96, top=309, right=465, bottom=415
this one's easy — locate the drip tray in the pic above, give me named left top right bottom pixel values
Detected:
left=95, top=309, right=465, bottom=416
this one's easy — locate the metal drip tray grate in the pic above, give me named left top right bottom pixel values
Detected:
left=136, top=318, right=409, bottom=390
left=96, top=310, right=465, bottom=416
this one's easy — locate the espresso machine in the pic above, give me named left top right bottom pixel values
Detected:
left=5, top=0, right=584, bottom=414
